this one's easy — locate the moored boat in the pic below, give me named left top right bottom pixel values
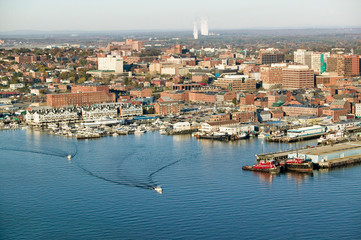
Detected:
left=242, top=160, right=280, bottom=174
left=284, top=158, right=313, bottom=172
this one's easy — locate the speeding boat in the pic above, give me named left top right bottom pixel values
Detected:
left=154, top=186, right=162, bottom=194
left=67, top=155, right=72, bottom=160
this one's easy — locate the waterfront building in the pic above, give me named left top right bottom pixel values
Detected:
left=200, top=120, right=239, bottom=132
left=173, top=122, right=191, bottom=132
left=287, top=125, right=326, bottom=138
left=119, top=103, right=143, bottom=117
left=81, top=105, right=118, bottom=120
left=288, top=142, right=361, bottom=163
left=26, top=106, right=80, bottom=125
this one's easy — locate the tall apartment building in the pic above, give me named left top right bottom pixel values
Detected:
left=260, top=63, right=287, bottom=89
left=294, top=49, right=312, bottom=68
left=294, top=49, right=329, bottom=74
left=282, top=65, right=314, bottom=89
left=98, top=56, right=123, bottom=73
left=327, top=54, right=360, bottom=77
left=311, top=52, right=330, bottom=74
left=259, top=48, right=284, bottom=65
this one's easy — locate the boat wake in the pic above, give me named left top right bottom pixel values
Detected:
left=70, top=141, right=196, bottom=194
left=0, top=144, right=77, bottom=159
left=1, top=131, right=198, bottom=194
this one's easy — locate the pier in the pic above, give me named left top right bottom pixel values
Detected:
left=266, top=132, right=326, bottom=143
left=318, top=154, right=361, bottom=168
left=256, top=141, right=361, bottom=169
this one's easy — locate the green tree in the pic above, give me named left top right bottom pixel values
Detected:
left=232, top=98, right=237, bottom=106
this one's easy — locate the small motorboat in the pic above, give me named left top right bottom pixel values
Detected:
left=154, top=186, right=162, bottom=194
left=67, top=155, right=72, bottom=160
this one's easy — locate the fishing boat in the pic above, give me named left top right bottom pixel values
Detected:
left=242, top=160, right=280, bottom=174
left=234, top=132, right=250, bottom=140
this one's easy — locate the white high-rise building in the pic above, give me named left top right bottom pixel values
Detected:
left=200, top=19, right=208, bottom=36
left=98, top=56, right=123, bottom=73
left=193, top=22, right=198, bottom=39
left=294, top=49, right=312, bottom=68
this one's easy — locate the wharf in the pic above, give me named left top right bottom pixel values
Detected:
left=318, top=154, right=361, bottom=168
left=167, top=129, right=198, bottom=135
left=257, top=149, right=296, bottom=162
left=266, top=132, right=326, bottom=143
left=257, top=141, right=361, bottom=169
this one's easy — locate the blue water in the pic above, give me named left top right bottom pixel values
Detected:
left=1, top=129, right=361, bottom=239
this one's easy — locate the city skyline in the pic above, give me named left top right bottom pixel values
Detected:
left=0, top=0, right=361, bottom=32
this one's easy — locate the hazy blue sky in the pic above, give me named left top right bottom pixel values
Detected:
left=0, top=0, right=360, bottom=32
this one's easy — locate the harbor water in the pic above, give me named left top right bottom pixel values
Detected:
left=1, top=129, right=361, bottom=239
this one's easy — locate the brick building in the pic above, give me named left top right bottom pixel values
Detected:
left=154, top=101, right=180, bottom=115
left=214, top=75, right=256, bottom=91
left=282, top=65, right=314, bottom=89
left=260, top=64, right=286, bottom=89
left=259, top=48, right=284, bottom=65
left=327, top=55, right=360, bottom=77
left=129, top=88, right=152, bottom=98
left=71, top=85, right=109, bottom=93
left=47, top=92, right=115, bottom=108
left=231, top=111, right=255, bottom=123
left=282, top=105, right=323, bottom=117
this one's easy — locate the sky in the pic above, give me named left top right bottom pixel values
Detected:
left=0, top=0, right=360, bottom=32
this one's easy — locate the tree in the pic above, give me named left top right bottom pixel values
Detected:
left=232, top=97, right=237, bottom=106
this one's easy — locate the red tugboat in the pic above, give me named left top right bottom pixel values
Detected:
left=283, top=158, right=313, bottom=172
left=242, top=160, right=280, bottom=174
